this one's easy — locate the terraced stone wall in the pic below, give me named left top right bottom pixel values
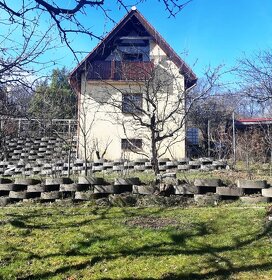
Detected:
left=0, top=176, right=271, bottom=207
left=0, top=136, right=228, bottom=177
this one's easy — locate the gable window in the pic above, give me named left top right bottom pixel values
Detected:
left=121, top=138, right=143, bottom=150
left=122, top=93, right=142, bottom=114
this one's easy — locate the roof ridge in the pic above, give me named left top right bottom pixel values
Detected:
left=70, top=9, right=197, bottom=88
left=70, top=9, right=137, bottom=77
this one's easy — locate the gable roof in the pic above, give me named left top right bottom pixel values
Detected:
left=70, top=8, right=197, bottom=90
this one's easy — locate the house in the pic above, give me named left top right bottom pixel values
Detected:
left=235, top=118, right=272, bottom=130
left=70, top=7, right=197, bottom=161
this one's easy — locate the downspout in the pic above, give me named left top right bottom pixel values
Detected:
left=184, top=82, right=197, bottom=157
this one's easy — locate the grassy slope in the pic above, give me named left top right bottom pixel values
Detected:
left=0, top=204, right=271, bottom=280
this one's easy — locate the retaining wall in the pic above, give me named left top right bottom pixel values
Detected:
left=0, top=176, right=271, bottom=206
left=0, top=136, right=229, bottom=176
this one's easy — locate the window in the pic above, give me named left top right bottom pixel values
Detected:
left=186, top=128, right=199, bottom=145
left=121, top=139, right=143, bottom=150
left=122, top=93, right=142, bottom=114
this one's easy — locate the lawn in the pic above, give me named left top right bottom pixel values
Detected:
left=0, top=203, right=271, bottom=280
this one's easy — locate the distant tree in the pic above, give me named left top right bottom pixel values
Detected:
left=29, top=67, right=77, bottom=119
left=0, top=84, right=32, bottom=120
left=236, top=127, right=267, bottom=177
left=187, top=72, right=234, bottom=158
left=237, top=50, right=272, bottom=103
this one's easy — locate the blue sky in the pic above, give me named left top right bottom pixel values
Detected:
left=5, top=0, right=271, bottom=79
left=58, top=0, right=272, bottom=79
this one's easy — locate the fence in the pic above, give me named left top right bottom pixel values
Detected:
left=0, top=118, right=77, bottom=138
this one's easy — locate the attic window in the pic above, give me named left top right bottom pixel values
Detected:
left=118, top=39, right=149, bottom=47
left=123, top=53, right=143, bottom=62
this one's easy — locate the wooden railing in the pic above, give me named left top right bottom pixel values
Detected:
left=86, top=61, right=154, bottom=81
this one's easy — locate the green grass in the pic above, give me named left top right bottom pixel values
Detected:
left=0, top=204, right=271, bottom=280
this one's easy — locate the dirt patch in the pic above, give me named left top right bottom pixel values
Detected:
left=124, top=216, right=180, bottom=229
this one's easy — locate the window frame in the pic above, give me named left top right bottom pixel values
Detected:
left=122, top=93, right=143, bottom=114
left=121, top=138, right=143, bottom=151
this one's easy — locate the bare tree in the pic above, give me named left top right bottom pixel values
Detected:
left=0, top=1, right=192, bottom=59
left=0, top=1, right=193, bottom=111
left=236, top=127, right=266, bottom=177
left=0, top=84, right=34, bottom=160
left=1, top=0, right=193, bottom=129
left=186, top=65, right=235, bottom=158
left=78, top=100, right=96, bottom=176
left=83, top=61, right=221, bottom=174
left=237, top=50, right=272, bottom=103
left=78, top=74, right=116, bottom=175
left=260, top=123, right=272, bottom=175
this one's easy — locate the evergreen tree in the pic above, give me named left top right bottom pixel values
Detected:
left=29, top=67, right=76, bottom=119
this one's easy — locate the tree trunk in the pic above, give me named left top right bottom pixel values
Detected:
left=151, top=142, right=159, bottom=174
left=150, top=116, right=159, bottom=174
left=84, top=135, right=88, bottom=176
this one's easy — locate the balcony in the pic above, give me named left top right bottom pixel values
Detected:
left=86, top=61, right=154, bottom=81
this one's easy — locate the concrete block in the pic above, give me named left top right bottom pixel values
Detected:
left=9, top=191, right=27, bottom=199
left=115, top=177, right=141, bottom=186
left=0, top=197, right=11, bottom=206
left=216, top=186, right=244, bottom=197
left=78, top=176, right=105, bottom=185
left=94, top=185, right=115, bottom=194
left=45, top=178, right=72, bottom=185
left=74, top=191, right=94, bottom=200
left=40, top=191, right=60, bottom=200
left=175, top=184, right=199, bottom=195
left=177, top=164, right=190, bottom=171
left=194, top=179, right=222, bottom=187
left=240, top=196, right=269, bottom=203
left=262, top=188, right=272, bottom=197
left=237, top=180, right=267, bottom=189
left=133, top=185, right=156, bottom=195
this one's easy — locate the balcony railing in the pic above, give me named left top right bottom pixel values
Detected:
left=86, top=61, right=154, bottom=81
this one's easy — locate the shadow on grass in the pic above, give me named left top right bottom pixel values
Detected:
left=6, top=206, right=114, bottom=229
left=96, top=262, right=272, bottom=280
left=4, top=208, right=272, bottom=280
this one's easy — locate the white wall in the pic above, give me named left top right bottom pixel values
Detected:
left=78, top=41, right=186, bottom=161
